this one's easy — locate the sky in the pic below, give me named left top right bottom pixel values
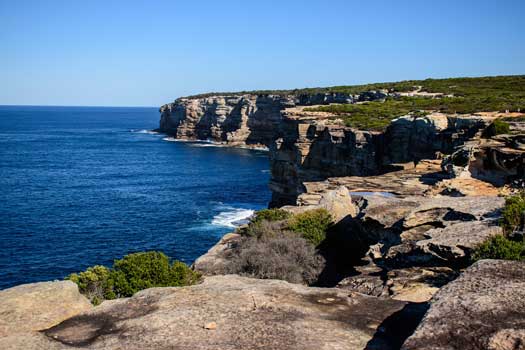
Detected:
left=1, top=0, right=524, bottom=107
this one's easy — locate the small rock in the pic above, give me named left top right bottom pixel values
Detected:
left=204, top=322, right=217, bottom=330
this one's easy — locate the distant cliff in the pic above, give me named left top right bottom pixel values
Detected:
left=158, top=91, right=386, bottom=147
left=159, top=77, right=525, bottom=206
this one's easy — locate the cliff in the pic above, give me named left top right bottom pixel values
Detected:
left=2, top=77, right=524, bottom=349
left=159, top=92, right=523, bottom=206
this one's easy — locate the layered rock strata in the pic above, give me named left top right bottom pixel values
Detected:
left=402, top=259, right=525, bottom=350
left=1, top=275, right=427, bottom=350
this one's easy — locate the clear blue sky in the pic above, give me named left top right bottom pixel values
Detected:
left=1, top=0, right=524, bottom=107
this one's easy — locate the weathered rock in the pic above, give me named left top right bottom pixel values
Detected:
left=284, top=185, right=358, bottom=222
left=7, top=275, right=427, bottom=350
left=159, top=95, right=292, bottom=147
left=443, top=133, right=525, bottom=186
left=0, top=281, right=92, bottom=335
left=0, top=281, right=92, bottom=350
left=402, top=259, right=525, bottom=350
left=337, top=264, right=457, bottom=303
left=193, top=232, right=241, bottom=275
left=359, top=195, right=506, bottom=267
left=383, top=113, right=492, bottom=165
left=269, top=114, right=382, bottom=207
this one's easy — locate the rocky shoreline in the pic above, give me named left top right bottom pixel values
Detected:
left=1, top=84, right=524, bottom=349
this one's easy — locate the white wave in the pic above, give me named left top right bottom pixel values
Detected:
left=190, top=143, right=225, bottom=148
left=211, top=208, right=255, bottom=228
left=131, top=129, right=159, bottom=135
left=162, top=136, right=180, bottom=142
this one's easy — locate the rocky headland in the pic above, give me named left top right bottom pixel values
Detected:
left=2, top=76, right=525, bottom=349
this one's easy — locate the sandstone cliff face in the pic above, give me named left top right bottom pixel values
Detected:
left=269, top=114, right=383, bottom=206
left=269, top=111, right=495, bottom=206
left=403, top=259, right=525, bottom=350
left=159, top=95, right=294, bottom=147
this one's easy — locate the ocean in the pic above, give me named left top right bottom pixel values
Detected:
left=0, top=106, right=271, bottom=289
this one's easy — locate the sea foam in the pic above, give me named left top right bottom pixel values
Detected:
left=211, top=208, right=254, bottom=228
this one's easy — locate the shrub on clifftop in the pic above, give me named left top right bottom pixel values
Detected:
left=473, top=235, right=525, bottom=261
left=287, top=209, right=333, bottom=246
left=67, top=251, right=200, bottom=305
left=473, top=191, right=525, bottom=261
left=111, top=252, right=200, bottom=297
left=225, top=232, right=325, bottom=285
left=252, top=208, right=291, bottom=223
left=501, top=191, right=525, bottom=235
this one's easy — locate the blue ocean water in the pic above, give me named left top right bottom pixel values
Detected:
left=0, top=106, right=271, bottom=289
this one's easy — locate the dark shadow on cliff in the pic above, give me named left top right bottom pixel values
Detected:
left=314, top=215, right=371, bottom=287
left=364, top=302, right=429, bottom=350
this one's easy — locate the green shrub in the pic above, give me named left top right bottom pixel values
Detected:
left=67, top=251, right=200, bottom=304
left=287, top=209, right=333, bottom=246
left=501, top=192, right=525, bottom=234
left=240, top=209, right=291, bottom=238
left=484, top=119, right=511, bottom=137
left=67, top=265, right=114, bottom=305
left=472, top=235, right=525, bottom=261
left=252, top=208, right=291, bottom=223
left=111, top=251, right=200, bottom=297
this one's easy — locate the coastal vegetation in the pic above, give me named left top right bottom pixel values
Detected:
left=181, top=75, right=525, bottom=131
left=305, top=93, right=523, bottom=130
left=183, top=75, right=525, bottom=100
left=473, top=191, right=525, bottom=262
left=286, top=208, right=333, bottom=246
left=483, top=119, right=511, bottom=137
left=67, top=251, right=200, bottom=305
left=225, top=208, right=333, bottom=284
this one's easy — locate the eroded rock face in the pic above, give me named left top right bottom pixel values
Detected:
left=159, top=95, right=294, bottom=147
left=0, top=281, right=92, bottom=335
left=0, top=281, right=92, bottom=350
left=9, top=275, right=426, bottom=350
left=269, top=115, right=383, bottom=207
left=402, top=259, right=525, bottom=350
left=269, top=111, right=497, bottom=207
left=332, top=194, right=504, bottom=302
left=443, top=134, right=525, bottom=187
left=192, top=232, right=241, bottom=275
left=383, top=114, right=492, bottom=165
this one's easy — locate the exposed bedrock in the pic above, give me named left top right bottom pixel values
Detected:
left=402, top=259, right=525, bottom=350
left=269, top=111, right=495, bottom=206
left=158, top=91, right=383, bottom=147
left=443, top=133, right=525, bottom=187
left=1, top=275, right=428, bottom=350
left=159, top=95, right=294, bottom=147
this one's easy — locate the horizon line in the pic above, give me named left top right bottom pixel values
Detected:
left=0, top=104, right=159, bottom=108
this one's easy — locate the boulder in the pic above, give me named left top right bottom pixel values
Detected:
left=286, top=185, right=358, bottom=222
left=0, top=281, right=91, bottom=335
left=403, top=259, right=525, bottom=350
left=0, top=280, right=92, bottom=350
left=193, top=232, right=241, bottom=275
left=4, top=275, right=428, bottom=350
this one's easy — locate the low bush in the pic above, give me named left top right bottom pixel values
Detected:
left=111, top=252, right=200, bottom=297
left=225, top=233, right=325, bottom=285
left=472, top=235, right=525, bottom=261
left=484, top=119, right=511, bottom=137
left=252, top=208, right=291, bottom=223
left=244, top=219, right=284, bottom=239
left=67, top=265, right=114, bottom=305
left=287, top=209, right=333, bottom=246
left=501, top=191, right=525, bottom=234
left=67, top=251, right=200, bottom=304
